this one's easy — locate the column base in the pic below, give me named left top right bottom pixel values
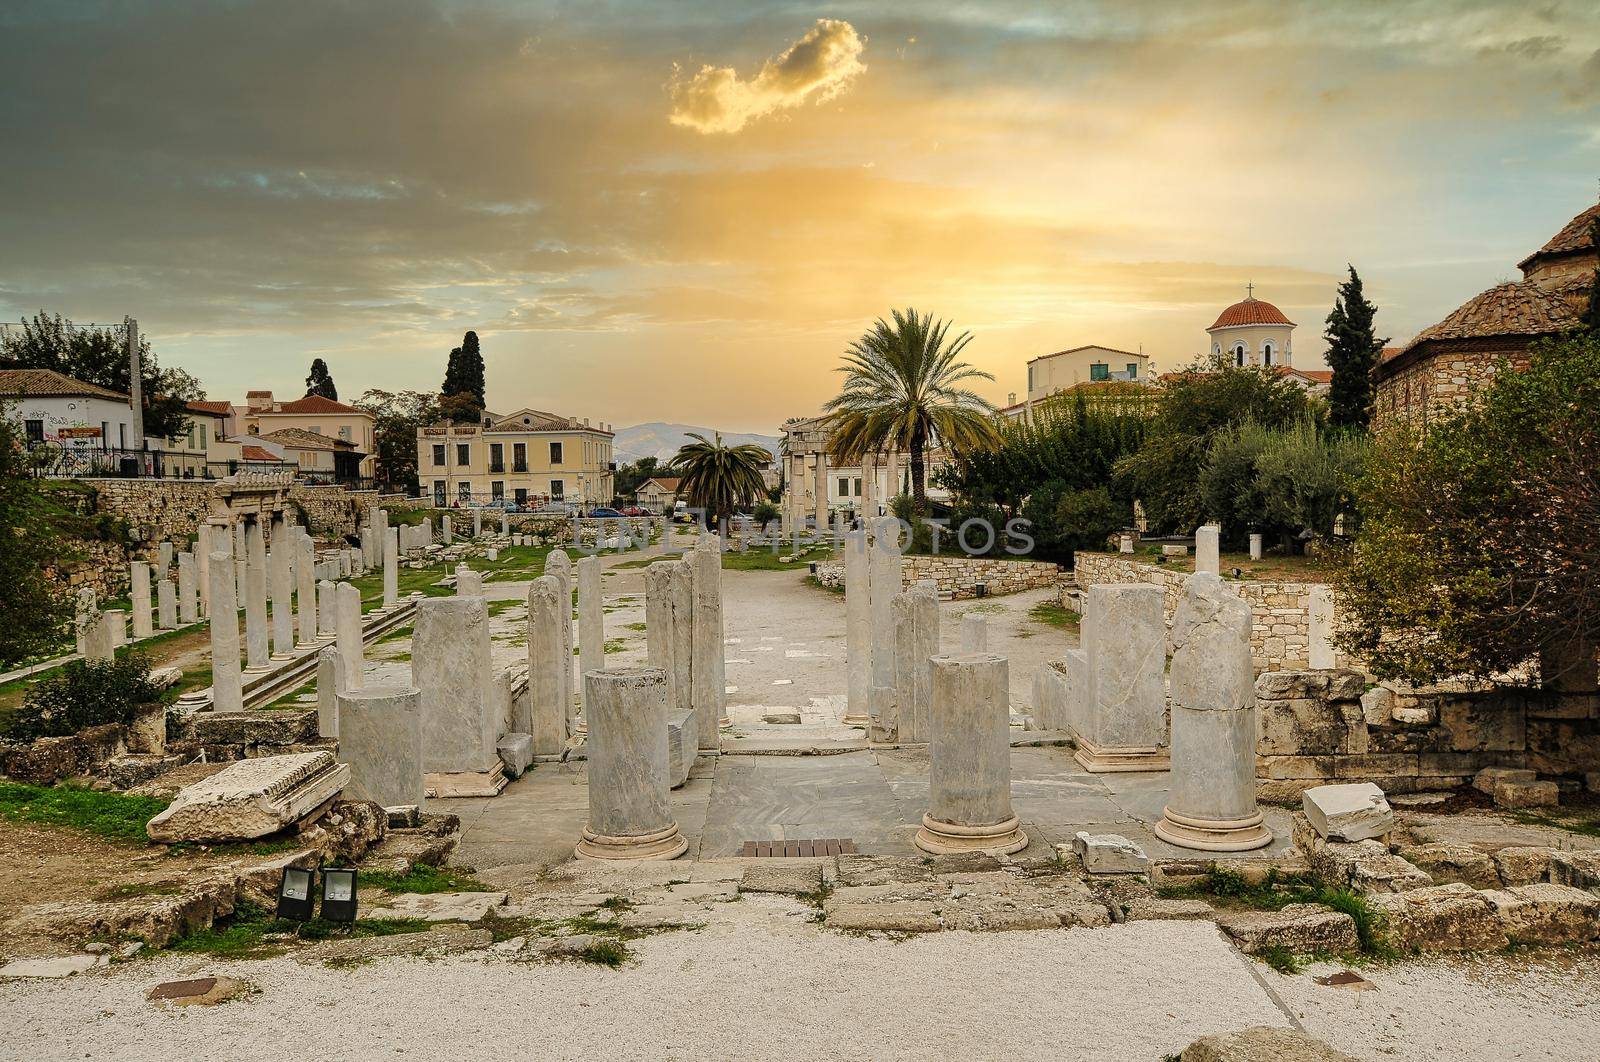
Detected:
left=1072, top=734, right=1170, bottom=774
left=1153, top=806, right=1273, bottom=852
left=842, top=712, right=870, bottom=726
left=576, top=822, right=688, bottom=861
left=914, top=813, right=1029, bottom=856
left=424, top=763, right=507, bottom=799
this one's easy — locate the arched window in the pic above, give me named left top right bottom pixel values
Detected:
left=1233, top=343, right=1247, bottom=367
left=1262, top=342, right=1274, bottom=367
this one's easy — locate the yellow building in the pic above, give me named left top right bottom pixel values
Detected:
left=417, top=408, right=615, bottom=509
left=159, top=400, right=244, bottom=478
left=236, top=391, right=376, bottom=480
left=1027, top=345, right=1150, bottom=398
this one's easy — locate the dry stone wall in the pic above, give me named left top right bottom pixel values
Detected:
left=814, top=555, right=1059, bottom=599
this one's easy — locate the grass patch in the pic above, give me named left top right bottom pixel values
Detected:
left=1257, top=943, right=1303, bottom=975
left=609, top=557, right=656, bottom=570
left=1028, top=602, right=1080, bottom=630
left=722, top=548, right=830, bottom=572
left=623, top=622, right=647, bottom=631
left=169, top=901, right=433, bottom=959
left=486, top=599, right=524, bottom=617
left=603, top=638, right=628, bottom=654
left=1162, top=863, right=1399, bottom=962
left=0, top=781, right=169, bottom=845
left=577, top=939, right=629, bottom=967
left=361, top=863, right=491, bottom=894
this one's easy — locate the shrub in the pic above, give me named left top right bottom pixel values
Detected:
left=1052, top=487, right=1125, bottom=559
left=7, top=653, right=162, bottom=741
left=752, top=500, right=780, bottom=528
left=1198, top=420, right=1367, bottom=551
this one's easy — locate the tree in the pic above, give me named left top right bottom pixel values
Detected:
left=1, top=311, right=202, bottom=439
left=670, top=432, right=772, bottom=530
left=1324, top=266, right=1388, bottom=431
left=825, top=308, right=1001, bottom=517
left=304, top=358, right=338, bottom=401
left=1198, top=420, right=1367, bottom=551
left=1335, top=333, right=1600, bottom=691
left=0, top=404, right=71, bottom=667
left=440, top=330, right=486, bottom=423
left=1113, top=355, right=1316, bottom=534
left=354, top=389, right=440, bottom=494
left=614, top=457, right=660, bottom=501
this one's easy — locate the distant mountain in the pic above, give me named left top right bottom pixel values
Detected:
left=613, top=423, right=782, bottom=466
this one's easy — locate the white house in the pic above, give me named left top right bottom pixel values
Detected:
left=0, top=368, right=143, bottom=469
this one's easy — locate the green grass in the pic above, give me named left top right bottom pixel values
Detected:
left=623, top=622, right=647, bottom=631
left=603, top=638, right=629, bottom=654
left=361, top=863, right=491, bottom=894
left=609, top=557, right=656, bottom=570
left=1258, top=943, right=1303, bottom=974
left=576, top=939, right=629, bottom=967
left=1028, top=602, right=1080, bottom=630
left=0, top=781, right=169, bottom=844
left=169, top=902, right=432, bottom=959
left=722, top=548, right=831, bottom=572
left=486, top=599, right=524, bottom=617
left=1507, top=807, right=1600, bottom=839
left=805, top=575, right=845, bottom=596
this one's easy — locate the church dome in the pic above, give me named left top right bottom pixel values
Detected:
left=1209, top=296, right=1294, bottom=330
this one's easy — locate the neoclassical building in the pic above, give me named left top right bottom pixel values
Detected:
left=1206, top=287, right=1296, bottom=369
left=1375, top=201, right=1597, bottom=430
left=779, top=415, right=950, bottom=528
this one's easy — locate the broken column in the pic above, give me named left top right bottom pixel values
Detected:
left=1073, top=583, right=1169, bottom=772
left=893, top=584, right=941, bottom=744
left=382, top=526, right=399, bottom=609
left=336, top=582, right=364, bottom=691
left=472, top=508, right=482, bottom=538
left=337, top=684, right=425, bottom=808
left=413, top=596, right=501, bottom=792
left=316, top=644, right=345, bottom=738
left=243, top=521, right=269, bottom=669
left=668, top=559, right=694, bottom=720
left=130, top=560, right=154, bottom=639
left=1248, top=533, right=1263, bottom=561
left=145, top=751, right=349, bottom=843
left=373, top=508, right=389, bottom=568
left=195, top=525, right=211, bottom=617
left=157, top=540, right=173, bottom=575
left=442, top=514, right=453, bottom=545
left=208, top=549, right=243, bottom=712
left=177, top=552, right=198, bottom=625
left=455, top=564, right=483, bottom=597
left=1155, top=572, right=1273, bottom=852
left=644, top=560, right=679, bottom=706
left=78, top=589, right=113, bottom=663
left=844, top=527, right=872, bottom=726
left=269, top=520, right=294, bottom=656
left=578, top=554, right=604, bottom=729
left=960, top=613, right=987, bottom=653
left=868, top=516, right=901, bottom=733
left=157, top=576, right=177, bottom=630
left=576, top=667, right=688, bottom=861
left=915, top=652, right=1028, bottom=856
left=1195, top=523, right=1220, bottom=575
left=545, top=549, right=575, bottom=724
left=295, top=531, right=318, bottom=647
left=690, top=537, right=725, bottom=750
left=317, top=578, right=337, bottom=638
left=1309, top=585, right=1335, bottom=669
left=528, top=575, right=569, bottom=756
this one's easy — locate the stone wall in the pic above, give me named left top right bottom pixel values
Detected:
left=1373, top=339, right=1530, bottom=433
left=1071, top=552, right=1352, bottom=672
left=1255, top=669, right=1597, bottom=801
left=814, top=555, right=1060, bottom=599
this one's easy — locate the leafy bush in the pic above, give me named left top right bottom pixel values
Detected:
left=1198, top=420, right=1366, bottom=551
left=751, top=500, right=780, bottom=528
left=7, top=653, right=162, bottom=741
left=1051, top=486, right=1125, bottom=559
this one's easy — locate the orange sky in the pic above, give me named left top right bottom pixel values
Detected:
left=2, top=2, right=1599, bottom=432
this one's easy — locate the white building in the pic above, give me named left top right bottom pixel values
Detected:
left=0, top=368, right=145, bottom=470
left=1206, top=287, right=1296, bottom=368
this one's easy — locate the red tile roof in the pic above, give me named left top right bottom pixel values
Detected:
left=270, top=394, right=364, bottom=415
left=0, top=368, right=128, bottom=401
left=186, top=400, right=232, bottom=416
left=1209, top=297, right=1294, bottom=330
left=1517, top=202, right=1600, bottom=271
left=256, top=426, right=356, bottom=451
left=1026, top=344, right=1144, bottom=364
left=240, top=445, right=280, bottom=462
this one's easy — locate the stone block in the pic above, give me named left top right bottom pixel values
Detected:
left=146, top=751, right=349, bottom=843
left=1474, top=765, right=1536, bottom=794
left=1396, top=843, right=1500, bottom=889
left=1440, top=695, right=1525, bottom=752
left=1481, top=883, right=1600, bottom=945
left=364, top=891, right=508, bottom=923
left=1215, top=904, right=1359, bottom=955
left=182, top=711, right=319, bottom=748
left=1179, top=1026, right=1358, bottom=1062
left=1492, top=846, right=1554, bottom=887
left=1300, top=783, right=1393, bottom=842
left=1125, top=897, right=1215, bottom=921
left=667, top=707, right=696, bottom=789
left=496, top=732, right=533, bottom=779
left=1360, top=686, right=1394, bottom=728
left=1369, top=883, right=1508, bottom=952
left=1550, top=850, right=1600, bottom=893
left=823, top=900, right=941, bottom=933
left=1070, top=832, right=1149, bottom=875
left=1493, top=778, right=1558, bottom=809
left=1258, top=696, right=1349, bottom=757
left=740, top=861, right=824, bottom=896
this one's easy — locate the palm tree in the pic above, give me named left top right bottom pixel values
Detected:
left=824, top=307, right=1001, bottom=516
left=671, top=432, right=773, bottom=531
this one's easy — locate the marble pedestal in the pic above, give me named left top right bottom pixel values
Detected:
left=915, top=653, right=1027, bottom=856
left=576, top=667, right=687, bottom=861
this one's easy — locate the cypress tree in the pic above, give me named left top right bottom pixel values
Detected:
left=439, top=331, right=486, bottom=424
left=1324, top=266, right=1387, bottom=431
left=304, top=358, right=338, bottom=401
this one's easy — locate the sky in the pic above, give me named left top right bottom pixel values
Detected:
left=2, top=0, right=1599, bottom=435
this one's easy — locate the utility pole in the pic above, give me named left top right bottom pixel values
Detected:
left=125, top=315, right=144, bottom=449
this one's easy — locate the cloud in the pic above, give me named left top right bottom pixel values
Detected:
left=668, top=18, right=866, bottom=134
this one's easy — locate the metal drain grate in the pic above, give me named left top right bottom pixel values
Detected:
left=740, top=839, right=858, bottom=857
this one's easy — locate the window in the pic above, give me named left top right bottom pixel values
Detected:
left=1126, top=363, right=1138, bottom=380
left=1090, top=363, right=1109, bottom=381
left=514, top=488, right=528, bottom=506
left=101, top=421, right=109, bottom=448
left=838, top=476, right=850, bottom=497
left=118, top=423, right=126, bottom=448
left=433, top=480, right=447, bottom=506
left=1233, top=344, right=1246, bottom=367
left=1262, top=342, right=1274, bottom=367
left=491, top=481, right=504, bottom=501
left=457, top=481, right=472, bottom=502
left=432, top=444, right=446, bottom=466
left=512, top=442, right=527, bottom=472
left=549, top=441, right=563, bottom=465
left=1027, top=364, right=1035, bottom=391
left=489, top=443, right=504, bottom=473
left=550, top=479, right=564, bottom=499
left=338, top=425, right=351, bottom=440
left=853, top=477, right=862, bottom=496
left=456, top=443, right=470, bottom=466
left=23, top=419, right=43, bottom=445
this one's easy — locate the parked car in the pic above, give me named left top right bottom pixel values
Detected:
left=619, top=505, right=645, bottom=517
left=587, top=507, right=624, bottom=518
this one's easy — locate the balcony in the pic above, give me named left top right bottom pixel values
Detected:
left=489, top=463, right=505, bottom=473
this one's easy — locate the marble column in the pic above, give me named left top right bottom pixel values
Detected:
left=578, top=554, right=604, bottom=729
left=545, top=549, right=575, bottom=722
left=208, top=549, right=242, bottom=712
left=455, top=564, right=483, bottom=597
left=373, top=508, right=389, bottom=569
left=1248, top=533, right=1263, bottom=561
left=177, top=551, right=198, bottom=625
left=412, top=596, right=497, bottom=775
left=74, top=588, right=95, bottom=654
left=78, top=589, right=113, bottom=663
left=1074, top=583, right=1169, bottom=772
left=316, top=644, right=345, bottom=738
left=157, top=577, right=177, bottom=630
left=157, top=540, right=174, bottom=575
left=1309, top=585, right=1335, bottom=669
left=1155, top=573, right=1272, bottom=852
left=104, top=609, right=127, bottom=647
left=472, top=508, right=482, bottom=538
left=690, top=537, right=726, bottom=746
left=844, top=528, right=872, bottom=726
left=814, top=450, right=828, bottom=533
left=668, top=559, right=694, bottom=719
left=269, top=518, right=294, bottom=656
left=318, top=578, right=338, bottom=638
left=442, top=514, right=453, bottom=545
left=915, top=653, right=1027, bottom=855
left=195, top=526, right=211, bottom=618
left=233, top=521, right=247, bottom=604
left=869, top=517, right=900, bottom=691
left=242, top=522, right=269, bottom=670
left=893, top=584, right=940, bottom=743
left=1195, top=523, right=1221, bottom=575
left=129, top=560, right=154, bottom=639
left=500, top=510, right=509, bottom=536
left=339, top=684, right=425, bottom=808
left=382, top=526, right=399, bottom=609
left=575, top=666, right=688, bottom=861
left=528, top=575, right=568, bottom=755
left=960, top=613, right=988, bottom=653
left=644, top=561, right=679, bottom=721
left=294, top=532, right=317, bottom=647
left=336, top=582, right=365, bottom=691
